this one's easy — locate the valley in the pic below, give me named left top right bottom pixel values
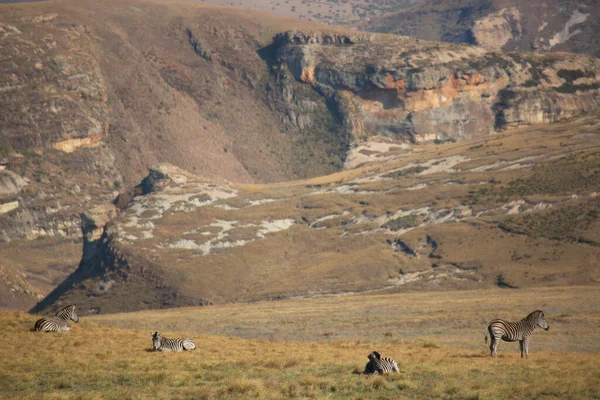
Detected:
left=0, top=0, right=599, bottom=315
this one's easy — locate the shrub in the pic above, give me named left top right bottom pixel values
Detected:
left=383, top=215, right=418, bottom=230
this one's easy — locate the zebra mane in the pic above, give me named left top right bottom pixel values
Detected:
left=524, top=310, right=544, bottom=321
left=56, top=305, right=76, bottom=315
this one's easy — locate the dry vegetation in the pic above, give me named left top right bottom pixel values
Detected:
left=89, top=286, right=600, bottom=353
left=3, top=286, right=600, bottom=399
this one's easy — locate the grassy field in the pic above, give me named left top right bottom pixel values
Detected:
left=3, top=286, right=598, bottom=399
left=89, top=286, right=600, bottom=353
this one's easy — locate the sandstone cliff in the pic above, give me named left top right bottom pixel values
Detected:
left=272, top=30, right=600, bottom=144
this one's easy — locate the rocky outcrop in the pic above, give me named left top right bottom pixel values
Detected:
left=272, top=30, right=600, bottom=143
left=53, top=135, right=103, bottom=153
left=471, top=8, right=522, bottom=50
left=273, top=30, right=371, bottom=46
left=0, top=170, right=27, bottom=197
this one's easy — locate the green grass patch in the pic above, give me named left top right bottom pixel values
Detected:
left=498, top=200, right=599, bottom=242
left=382, top=214, right=419, bottom=230
left=382, top=166, right=427, bottom=178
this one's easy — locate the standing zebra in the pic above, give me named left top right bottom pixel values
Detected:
left=152, top=332, right=196, bottom=352
left=485, top=310, right=549, bottom=358
left=33, top=305, right=79, bottom=332
left=364, top=351, right=399, bottom=374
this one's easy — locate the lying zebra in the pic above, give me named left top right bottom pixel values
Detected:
left=485, top=310, right=550, bottom=358
left=152, top=332, right=196, bottom=352
left=33, top=305, right=79, bottom=332
left=364, top=351, right=399, bottom=374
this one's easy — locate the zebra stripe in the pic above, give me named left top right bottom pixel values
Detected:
left=364, top=351, right=399, bottom=374
left=485, top=310, right=549, bottom=358
left=33, top=305, right=79, bottom=332
left=152, top=332, right=196, bottom=352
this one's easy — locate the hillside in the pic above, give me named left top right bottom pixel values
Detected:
left=32, top=112, right=600, bottom=315
left=2, top=0, right=600, bottom=310
left=0, top=0, right=348, bottom=309
left=362, top=0, right=600, bottom=56
left=3, top=286, right=600, bottom=399
left=196, top=0, right=600, bottom=57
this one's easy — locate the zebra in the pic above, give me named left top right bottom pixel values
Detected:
left=152, top=332, right=196, bottom=352
left=364, top=351, right=399, bottom=374
left=33, top=305, right=79, bottom=332
left=485, top=310, right=550, bottom=358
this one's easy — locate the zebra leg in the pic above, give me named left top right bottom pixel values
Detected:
left=523, top=338, right=529, bottom=359
left=519, top=340, right=524, bottom=358
left=490, top=335, right=500, bottom=357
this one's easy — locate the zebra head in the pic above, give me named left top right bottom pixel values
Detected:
left=152, top=332, right=163, bottom=350
left=57, top=305, right=79, bottom=323
left=527, top=310, right=549, bottom=331
left=368, top=351, right=384, bottom=374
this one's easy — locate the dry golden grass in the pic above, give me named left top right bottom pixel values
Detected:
left=3, top=287, right=600, bottom=399
left=90, top=286, right=600, bottom=353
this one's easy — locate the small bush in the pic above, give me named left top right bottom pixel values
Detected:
left=0, top=138, right=12, bottom=158
left=557, top=69, right=593, bottom=83
left=522, top=79, right=538, bottom=87
left=496, top=274, right=518, bottom=289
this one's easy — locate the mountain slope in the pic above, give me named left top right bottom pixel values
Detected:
left=2, top=0, right=600, bottom=310
left=362, top=0, right=600, bottom=56
left=0, top=0, right=349, bottom=308
left=33, top=113, right=600, bottom=315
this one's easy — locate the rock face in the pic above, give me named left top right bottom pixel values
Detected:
left=471, top=8, right=522, bottom=50
left=273, top=30, right=600, bottom=143
left=31, top=113, right=600, bottom=314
